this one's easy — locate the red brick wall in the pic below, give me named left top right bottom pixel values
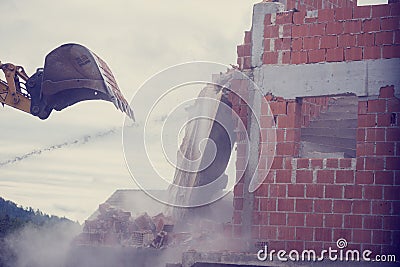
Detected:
left=237, top=2, right=400, bottom=68
left=232, top=1, right=400, bottom=257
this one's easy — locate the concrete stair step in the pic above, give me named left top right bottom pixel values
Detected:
left=300, top=150, right=345, bottom=158
left=300, top=141, right=356, bottom=158
left=329, top=96, right=359, bottom=105
left=301, top=135, right=356, bottom=149
left=301, top=127, right=356, bottom=139
left=308, top=118, right=358, bottom=128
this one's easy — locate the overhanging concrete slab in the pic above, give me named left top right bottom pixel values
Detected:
left=255, top=58, right=400, bottom=99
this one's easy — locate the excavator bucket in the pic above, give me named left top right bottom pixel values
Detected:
left=28, top=43, right=134, bottom=120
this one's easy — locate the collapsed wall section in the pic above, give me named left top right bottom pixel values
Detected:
left=229, top=0, right=400, bottom=257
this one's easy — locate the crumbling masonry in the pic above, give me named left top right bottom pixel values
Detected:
left=227, top=0, right=400, bottom=257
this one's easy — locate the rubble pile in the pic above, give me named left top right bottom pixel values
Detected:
left=74, top=203, right=226, bottom=250
left=74, top=203, right=174, bottom=248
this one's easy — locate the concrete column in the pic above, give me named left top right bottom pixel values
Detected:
left=241, top=2, right=284, bottom=251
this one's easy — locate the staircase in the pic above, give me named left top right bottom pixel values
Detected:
left=300, top=96, right=358, bottom=158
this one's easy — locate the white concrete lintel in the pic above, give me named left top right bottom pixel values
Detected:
left=255, top=58, right=400, bottom=99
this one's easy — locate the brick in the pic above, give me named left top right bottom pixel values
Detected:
left=303, top=36, right=319, bottom=50
left=382, top=45, right=400, bottom=58
left=344, top=214, right=363, bottom=228
left=396, top=30, right=400, bottom=44
left=234, top=198, right=244, bottom=210
left=333, top=200, right=352, bottom=213
left=372, top=5, right=390, bottom=18
left=345, top=185, right=363, bottom=199
left=264, top=25, right=279, bottom=38
left=363, top=46, right=381, bottom=59
left=269, top=212, right=286, bottom=225
left=265, top=14, right=272, bottom=26
left=390, top=2, right=400, bottom=16
left=325, top=214, right=343, bottom=228
left=353, top=6, right=372, bottom=19
left=383, top=215, right=400, bottom=230
left=357, top=32, right=375, bottom=47
left=320, top=35, right=337, bottom=49
left=356, top=158, right=365, bottom=170
left=306, top=213, right=323, bottom=227
left=295, top=199, right=313, bottom=212
left=318, top=9, right=334, bottom=22
left=353, top=200, right=371, bottom=214
left=381, top=17, right=400, bottom=31
left=260, top=198, right=276, bottom=211
left=345, top=47, right=363, bottom=61
left=237, top=44, right=251, bottom=57
left=335, top=8, right=353, bottom=21
left=358, top=101, right=368, bottom=114
left=276, top=142, right=296, bottom=156
left=260, top=226, right=277, bottom=239
left=297, top=170, right=313, bottom=183
left=377, top=113, right=391, bottom=127
left=308, top=49, right=325, bottom=63
left=357, top=142, right=375, bottom=157
left=339, top=158, right=352, bottom=168
left=288, top=184, right=305, bottom=197
left=387, top=98, right=400, bottom=112
left=375, top=171, right=395, bottom=185
left=317, top=170, right=334, bottom=183
left=244, top=31, right=252, bottom=44
left=364, top=216, right=383, bottom=229
left=372, top=200, right=392, bottom=215
left=276, top=12, right=293, bottom=25
left=364, top=185, right=383, bottom=199
left=368, top=99, right=386, bottom=113
left=314, top=228, right=332, bottom=242
left=366, top=128, right=385, bottom=141
left=291, top=51, right=307, bottom=64
left=387, top=128, right=400, bottom=141
left=357, top=128, right=366, bottom=141
left=278, top=198, right=294, bottom=211
left=384, top=186, right=400, bottom=200
left=295, top=227, right=313, bottom=241
left=325, top=184, right=344, bottom=198
left=375, top=31, right=394, bottom=45
left=293, top=11, right=306, bottom=25
left=333, top=228, right=352, bottom=242
left=344, top=20, right=362, bottom=34
left=353, top=229, right=372, bottom=243
left=314, top=199, right=332, bottom=213
left=379, top=85, right=395, bottom=98
left=285, top=128, right=300, bottom=142
left=269, top=184, right=287, bottom=197
left=292, top=38, right=302, bottom=51
left=363, top=18, right=380, bottom=33
left=292, top=24, right=308, bottom=38
left=306, top=184, right=324, bottom=198
left=376, top=142, right=395, bottom=156
left=326, top=47, right=344, bottom=62
left=338, top=34, right=356, bottom=48
left=372, top=230, right=391, bottom=244
left=263, top=51, right=278, bottom=64
left=358, top=114, right=376, bottom=127
left=274, top=38, right=291, bottom=51
left=278, top=226, right=295, bottom=240
left=326, top=21, right=344, bottom=35
left=308, top=23, right=325, bottom=36
left=296, top=158, right=309, bottom=169
left=327, top=158, right=339, bottom=168
left=336, top=170, right=354, bottom=183
left=365, top=157, right=385, bottom=170
left=310, top=159, right=323, bottom=168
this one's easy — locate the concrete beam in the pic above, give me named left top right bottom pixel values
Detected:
left=255, top=58, right=400, bottom=99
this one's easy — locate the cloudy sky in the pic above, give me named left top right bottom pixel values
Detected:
left=0, top=0, right=257, bottom=222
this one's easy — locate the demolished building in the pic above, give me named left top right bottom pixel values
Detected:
left=71, top=0, right=399, bottom=266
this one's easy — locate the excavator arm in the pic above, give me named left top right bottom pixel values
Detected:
left=0, top=43, right=134, bottom=120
